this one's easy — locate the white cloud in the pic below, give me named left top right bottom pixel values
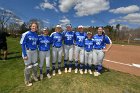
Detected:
left=74, top=0, right=110, bottom=16
left=58, top=0, right=110, bottom=16
left=91, top=20, right=95, bottom=23
left=59, top=16, right=70, bottom=26
left=35, top=0, right=58, bottom=12
left=109, top=5, right=140, bottom=14
left=109, top=13, right=140, bottom=24
left=42, top=19, right=50, bottom=24
left=59, top=0, right=75, bottom=12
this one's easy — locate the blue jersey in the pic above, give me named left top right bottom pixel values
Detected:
left=75, top=32, right=86, bottom=47
left=84, top=38, right=94, bottom=52
left=38, top=35, right=52, bottom=51
left=62, top=31, right=75, bottom=45
left=50, top=32, right=63, bottom=48
left=93, top=34, right=112, bottom=49
left=20, top=31, right=38, bottom=57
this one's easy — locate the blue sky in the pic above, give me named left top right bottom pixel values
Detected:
left=0, top=0, right=140, bottom=28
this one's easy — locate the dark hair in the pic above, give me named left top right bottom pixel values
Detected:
left=29, top=22, right=39, bottom=29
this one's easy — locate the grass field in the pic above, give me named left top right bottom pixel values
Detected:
left=0, top=37, right=140, bottom=93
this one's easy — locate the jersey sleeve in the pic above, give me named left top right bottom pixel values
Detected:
left=20, top=33, right=28, bottom=57
left=105, top=35, right=112, bottom=44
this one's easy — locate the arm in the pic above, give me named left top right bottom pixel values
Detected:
left=103, top=36, right=112, bottom=52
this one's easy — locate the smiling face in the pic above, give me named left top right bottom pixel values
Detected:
left=66, top=26, right=72, bottom=31
left=78, top=27, right=83, bottom=32
left=55, top=27, right=62, bottom=32
left=43, top=30, right=49, bottom=35
left=98, top=27, right=103, bottom=35
left=30, top=23, right=38, bottom=32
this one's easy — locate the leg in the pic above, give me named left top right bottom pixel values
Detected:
left=64, top=45, right=68, bottom=69
left=68, top=45, right=74, bottom=70
left=46, top=51, right=51, bottom=78
left=74, top=46, right=80, bottom=69
left=32, top=50, right=38, bottom=81
left=58, top=47, right=63, bottom=74
left=52, top=47, right=57, bottom=76
left=79, top=48, right=85, bottom=74
left=39, top=51, right=45, bottom=75
left=88, top=52, right=93, bottom=74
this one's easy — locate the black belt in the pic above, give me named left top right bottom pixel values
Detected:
left=53, top=46, right=61, bottom=48
left=94, top=48, right=103, bottom=50
left=76, top=45, right=83, bottom=47
left=27, top=48, right=36, bottom=51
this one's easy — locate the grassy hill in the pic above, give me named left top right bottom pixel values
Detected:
left=0, top=37, right=140, bottom=93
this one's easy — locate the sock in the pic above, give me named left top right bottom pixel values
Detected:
left=40, top=67, right=43, bottom=74
left=75, top=61, right=79, bottom=69
left=85, top=64, right=88, bottom=70
left=88, top=65, right=92, bottom=70
left=58, top=62, right=61, bottom=70
left=64, top=60, right=67, bottom=68
left=69, top=61, right=73, bottom=68
left=97, top=65, right=102, bottom=73
left=52, top=63, right=55, bottom=70
left=80, top=63, right=83, bottom=70
left=46, top=67, right=50, bottom=75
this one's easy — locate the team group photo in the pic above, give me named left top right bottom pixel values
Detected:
left=0, top=0, right=140, bottom=93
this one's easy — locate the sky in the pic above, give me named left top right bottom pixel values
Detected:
left=0, top=0, right=140, bottom=28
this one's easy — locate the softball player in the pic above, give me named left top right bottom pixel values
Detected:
left=50, top=25, right=63, bottom=76
left=20, top=22, right=38, bottom=86
left=74, top=25, right=86, bottom=74
left=84, top=32, right=94, bottom=74
left=62, top=24, right=75, bottom=73
left=92, top=27, right=112, bottom=76
left=38, top=28, right=52, bottom=80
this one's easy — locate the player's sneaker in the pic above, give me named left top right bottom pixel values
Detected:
left=68, top=68, right=72, bottom=72
left=58, top=69, right=62, bottom=75
left=84, top=69, right=87, bottom=74
left=64, top=68, right=67, bottom=73
left=33, top=76, right=38, bottom=82
left=75, top=68, right=78, bottom=73
left=25, top=81, right=32, bottom=87
left=40, top=74, right=43, bottom=80
left=88, top=70, right=92, bottom=74
left=79, top=69, right=83, bottom=74
left=52, top=70, right=56, bottom=76
left=47, top=74, right=51, bottom=79
left=94, top=71, right=101, bottom=76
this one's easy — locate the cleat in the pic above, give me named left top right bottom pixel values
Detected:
left=68, top=68, right=72, bottom=72
left=94, top=71, right=101, bottom=76
left=47, top=74, right=51, bottom=79
left=79, top=69, right=83, bottom=74
left=40, top=74, right=43, bottom=80
left=75, top=68, right=78, bottom=73
left=88, top=70, right=93, bottom=74
left=64, top=68, right=68, bottom=73
left=84, top=69, right=87, bottom=74
left=58, top=69, right=62, bottom=75
left=33, top=76, right=38, bottom=82
left=52, top=70, right=56, bottom=76
left=25, top=81, right=32, bottom=87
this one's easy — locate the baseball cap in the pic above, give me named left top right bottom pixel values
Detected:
left=87, top=31, right=92, bottom=35
left=78, top=25, right=83, bottom=28
left=66, top=24, right=72, bottom=27
left=56, top=24, right=61, bottom=28
left=42, top=27, right=48, bottom=31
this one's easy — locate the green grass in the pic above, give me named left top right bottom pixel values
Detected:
left=0, top=37, right=140, bottom=93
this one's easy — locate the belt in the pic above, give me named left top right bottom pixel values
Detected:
left=76, top=45, right=83, bottom=47
left=53, top=46, right=61, bottom=48
left=27, top=48, right=36, bottom=51
left=86, top=50, right=92, bottom=52
left=94, top=48, right=103, bottom=50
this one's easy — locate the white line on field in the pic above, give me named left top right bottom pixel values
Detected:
left=104, top=59, right=140, bottom=68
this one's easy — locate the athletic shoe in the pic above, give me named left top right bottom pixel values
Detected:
left=84, top=69, right=87, bottom=74
left=79, top=69, right=83, bottom=74
left=88, top=70, right=92, bottom=75
left=64, top=68, right=67, bottom=73
left=47, top=74, right=51, bottom=79
left=52, top=70, right=56, bottom=76
left=58, top=69, right=62, bottom=75
left=25, top=81, right=32, bottom=87
left=94, top=71, right=101, bottom=76
left=75, top=68, right=78, bottom=73
left=68, top=68, right=72, bottom=72
left=40, top=74, right=43, bottom=80
left=33, top=76, right=38, bottom=82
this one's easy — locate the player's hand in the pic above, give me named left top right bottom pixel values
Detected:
left=102, top=49, right=108, bottom=52
left=23, top=56, right=28, bottom=60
